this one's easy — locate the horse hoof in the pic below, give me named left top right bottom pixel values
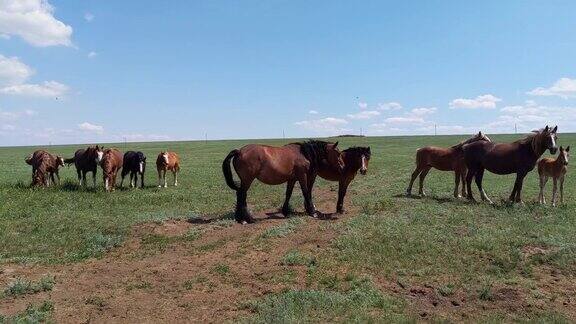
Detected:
left=241, top=221, right=247, bottom=225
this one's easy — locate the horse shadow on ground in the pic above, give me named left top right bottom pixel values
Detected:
left=187, top=212, right=236, bottom=224
left=393, top=193, right=471, bottom=205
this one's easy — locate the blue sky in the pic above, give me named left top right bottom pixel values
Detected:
left=1, top=0, right=576, bottom=146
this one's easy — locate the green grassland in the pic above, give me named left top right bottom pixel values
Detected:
left=1, top=134, right=575, bottom=321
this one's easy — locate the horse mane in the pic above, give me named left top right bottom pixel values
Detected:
left=514, top=129, right=546, bottom=155
left=451, top=134, right=484, bottom=149
left=295, top=140, right=330, bottom=168
left=343, top=146, right=371, bottom=159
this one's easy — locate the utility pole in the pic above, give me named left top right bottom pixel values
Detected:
left=123, top=137, right=127, bottom=150
left=205, top=133, right=208, bottom=144
left=360, top=127, right=363, bottom=136
left=434, top=124, right=437, bottom=136
left=514, top=124, right=517, bottom=134
left=282, top=130, right=285, bottom=139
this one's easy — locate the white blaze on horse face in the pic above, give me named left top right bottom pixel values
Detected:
left=550, top=133, right=556, bottom=149
left=139, top=162, right=144, bottom=174
left=360, top=155, right=367, bottom=174
left=163, top=153, right=169, bottom=165
left=96, top=151, right=104, bottom=164
left=59, top=157, right=65, bottom=166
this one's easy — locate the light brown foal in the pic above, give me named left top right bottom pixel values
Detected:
left=156, top=151, right=180, bottom=188
left=538, top=146, right=569, bottom=206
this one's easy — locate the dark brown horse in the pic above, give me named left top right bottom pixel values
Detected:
left=222, top=140, right=344, bottom=224
left=406, top=132, right=492, bottom=198
left=100, top=148, right=123, bottom=192
left=286, top=146, right=371, bottom=214
left=463, top=126, right=558, bottom=204
left=25, top=150, right=65, bottom=187
left=64, top=145, right=104, bottom=187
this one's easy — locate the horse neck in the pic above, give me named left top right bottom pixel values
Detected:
left=529, top=134, right=546, bottom=158
left=343, top=152, right=360, bottom=172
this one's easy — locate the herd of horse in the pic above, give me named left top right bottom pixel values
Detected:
left=24, top=125, right=569, bottom=224
left=25, top=146, right=180, bottom=191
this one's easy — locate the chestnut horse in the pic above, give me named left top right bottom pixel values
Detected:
left=286, top=146, right=371, bottom=214
left=121, top=151, right=146, bottom=188
left=406, top=132, right=492, bottom=198
left=538, top=145, right=569, bottom=206
left=64, top=145, right=104, bottom=187
left=156, top=151, right=180, bottom=188
left=100, top=148, right=123, bottom=192
left=222, top=140, right=344, bottom=224
left=25, top=150, right=65, bottom=186
left=464, top=125, right=558, bottom=204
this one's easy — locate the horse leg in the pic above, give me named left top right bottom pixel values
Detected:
left=418, top=167, right=431, bottom=197
left=55, top=171, right=60, bottom=186
left=282, top=180, right=296, bottom=216
left=236, top=180, right=254, bottom=224
left=539, top=175, right=547, bottom=204
left=407, top=167, right=421, bottom=196
left=461, top=169, right=468, bottom=197
left=552, top=177, right=558, bottom=207
left=92, top=170, right=97, bottom=188
left=514, top=173, right=526, bottom=204
left=337, top=179, right=350, bottom=214
left=298, top=173, right=316, bottom=217
left=82, top=170, right=88, bottom=187
left=173, top=170, right=178, bottom=186
left=307, top=173, right=317, bottom=212
left=466, top=167, right=476, bottom=201
left=140, top=170, right=145, bottom=188
left=560, top=176, right=565, bottom=205
left=454, top=171, right=461, bottom=198
left=163, top=170, right=168, bottom=188
left=475, top=168, right=493, bottom=204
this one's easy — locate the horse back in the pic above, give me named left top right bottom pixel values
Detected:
left=416, top=146, right=462, bottom=171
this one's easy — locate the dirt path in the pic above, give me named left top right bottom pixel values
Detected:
left=0, top=188, right=348, bottom=323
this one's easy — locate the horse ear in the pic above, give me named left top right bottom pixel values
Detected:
left=544, top=125, right=549, bottom=132
left=333, top=141, right=339, bottom=148
left=560, top=146, right=564, bottom=151
left=566, top=146, right=570, bottom=152
left=478, top=131, right=482, bottom=136
left=552, top=125, right=558, bottom=133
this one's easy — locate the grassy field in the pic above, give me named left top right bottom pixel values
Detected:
left=1, top=134, right=575, bottom=322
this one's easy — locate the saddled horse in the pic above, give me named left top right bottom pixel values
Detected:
left=407, top=132, right=492, bottom=198
left=156, top=151, right=180, bottom=188
left=286, top=146, right=371, bottom=214
left=463, top=125, right=558, bottom=204
left=100, top=148, right=123, bottom=192
left=25, top=150, right=65, bottom=187
left=65, top=145, right=104, bottom=187
left=121, top=151, right=146, bottom=188
left=222, top=140, right=344, bottom=224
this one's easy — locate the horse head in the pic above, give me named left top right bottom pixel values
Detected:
left=93, top=145, right=104, bottom=164
left=539, top=125, right=558, bottom=155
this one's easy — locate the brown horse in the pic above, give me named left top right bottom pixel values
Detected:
left=64, top=145, right=104, bottom=187
left=222, top=140, right=344, bottom=224
left=25, top=150, right=65, bottom=187
left=156, top=151, right=180, bottom=188
left=538, top=145, right=570, bottom=206
left=406, top=132, right=492, bottom=198
left=464, top=125, right=558, bottom=204
left=100, top=148, right=123, bottom=192
left=294, top=146, right=371, bottom=214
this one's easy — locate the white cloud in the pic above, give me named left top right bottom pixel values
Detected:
left=0, top=54, right=68, bottom=98
left=358, top=102, right=368, bottom=109
left=449, top=94, right=501, bottom=109
left=294, top=117, right=350, bottom=133
left=78, top=122, right=103, bottom=133
left=347, top=110, right=380, bottom=120
left=527, top=78, right=576, bottom=99
left=0, top=0, right=73, bottom=47
left=383, top=116, right=427, bottom=125
left=308, top=110, right=318, bottom=114
left=87, top=51, right=97, bottom=58
left=410, top=107, right=436, bottom=116
left=84, top=12, right=94, bottom=22
left=0, top=108, right=36, bottom=120
left=377, top=102, right=402, bottom=111
left=0, top=54, right=33, bottom=87
left=0, top=80, right=68, bottom=97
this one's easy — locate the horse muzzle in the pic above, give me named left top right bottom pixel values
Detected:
left=360, top=168, right=367, bottom=175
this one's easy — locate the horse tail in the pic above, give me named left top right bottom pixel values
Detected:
left=63, top=157, right=75, bottom=165
left=222, top=149, right=240, bottom=191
